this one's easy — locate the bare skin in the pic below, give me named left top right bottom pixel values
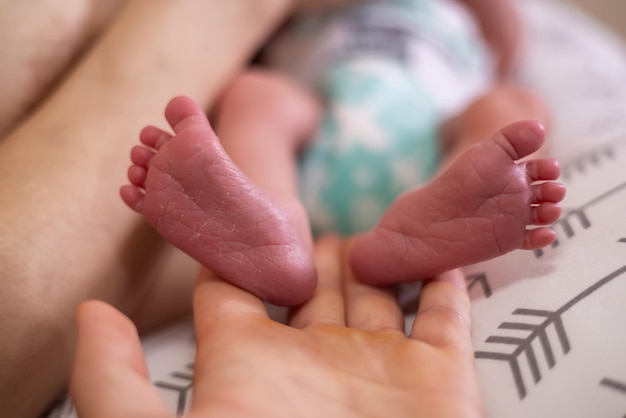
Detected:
left=0, top=1, right=389, bottom=416
left=345, top=85, right=559, bottom=286
left=349, top=120, right=565, bottom=285
left=121, top=93, right=318, bottom=306
left=122, top=89, right=564, bottom=303
left=0, top=0, right=127, bottom=136
left=439, top=84, right=552, bottom=167
left=0, top=1, right=399, bottom=417
left=71, top=236, right=484, bottom=418
left=0, top=1, right=303, bottom=416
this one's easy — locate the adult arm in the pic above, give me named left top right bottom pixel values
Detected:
left=0, top=1, right=300, bottom=417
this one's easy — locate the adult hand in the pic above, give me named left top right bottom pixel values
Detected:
left=71, top=235, right=484, bottom=418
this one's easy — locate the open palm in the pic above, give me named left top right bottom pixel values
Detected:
left=71, top=236, right=484, bottom=418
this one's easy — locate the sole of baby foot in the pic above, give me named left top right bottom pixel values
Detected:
left=120, top=96, right=316, bottom=306
left=349, top=120, right=565, bottom=286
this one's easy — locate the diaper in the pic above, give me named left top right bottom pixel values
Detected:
left=264, top=0, right=495, bottom=235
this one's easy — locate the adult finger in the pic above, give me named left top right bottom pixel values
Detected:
left=193, top=267, right=269, bottom=342
left=71, top=301, right=171, bottom=418
left=410, top=269, right=473, bottom=352
left=289, top=234, right=346, bottom=328
left=344, top=238, right=404, bottom=332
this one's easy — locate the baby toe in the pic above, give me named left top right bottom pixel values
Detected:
left=531, top=203, right=562, bottom=225
left=532, top=182, right=566, bottom=204
left=527, top=158, right=561, bottom=182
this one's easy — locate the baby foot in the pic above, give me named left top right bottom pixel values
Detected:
left=120, top=96, right=316, bottom=306
left=349, top=120, right=566, bottom=286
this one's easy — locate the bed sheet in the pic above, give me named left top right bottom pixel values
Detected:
left=462, top=1, right=626, bottom=415
left=48, top=0, right=626, bottom=416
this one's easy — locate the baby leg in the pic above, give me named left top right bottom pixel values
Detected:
left=349, top=120, right=565, bottom=286
left=122, top=70, right=320, bottom=306
left=440, top=84, right=551, bottom=168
